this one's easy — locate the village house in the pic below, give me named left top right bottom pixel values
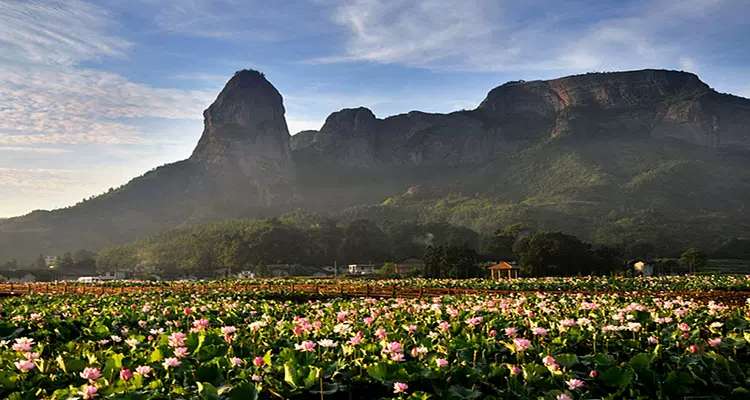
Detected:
left=348, top=264, right=377, bottom=275
left=393, top=257, right=424, bottom=275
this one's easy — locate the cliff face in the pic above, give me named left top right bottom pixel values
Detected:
left=294, top=69, right=750, bottom=168
left=191, top=70, right=295, bottom=194
left=2, top=68, right=750, bottom=262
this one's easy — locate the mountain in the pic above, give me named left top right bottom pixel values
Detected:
left=2, top=69, right=750, bottom=261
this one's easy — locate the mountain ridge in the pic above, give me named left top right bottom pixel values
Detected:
left=2, top=68, right=750, bottom=261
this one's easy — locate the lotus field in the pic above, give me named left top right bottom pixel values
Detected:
left=2, top=279, right=750, bottom=399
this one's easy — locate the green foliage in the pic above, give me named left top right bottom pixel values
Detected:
left=423, top=244, right=480, bottom=278
left=514, top=231, right=620, bottom=277
left=680, top=248, right=708, bottom=274
left=378, top=262, right=395, bottom=275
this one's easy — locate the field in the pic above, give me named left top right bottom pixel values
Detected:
left=2, top=277, right=750, bottom=399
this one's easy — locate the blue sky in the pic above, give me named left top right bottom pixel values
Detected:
left=1, top=0, right=749, bottom=218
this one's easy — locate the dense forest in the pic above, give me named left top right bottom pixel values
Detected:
left=76, top=209, right=747, bottom=278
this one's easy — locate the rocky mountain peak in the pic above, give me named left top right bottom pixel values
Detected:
left=190, top=69, right=295, bottom=188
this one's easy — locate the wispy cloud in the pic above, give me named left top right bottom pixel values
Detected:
left=0, top=0, right=130, bottom=66
left=0, top=1, right=215, bottom=147
left=0, top=64, right=214, bottom=144
left=319, top=0, right=746, bottom=76
left=0, top=146, right=71, bottom=154
left=135, top=0, right=306, bottom=40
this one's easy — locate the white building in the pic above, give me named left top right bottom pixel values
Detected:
left=634, top=261, right=654, bottom=277
left=44, top=256, right=57, bottom=267
left=348, top=264, right=377, bottom=275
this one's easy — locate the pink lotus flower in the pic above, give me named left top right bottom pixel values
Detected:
left=184, top=307, right=192, bottom=315
left=168, top=332, right=186, bottom=348
left=509, top=365, right=521, bottom=375
left=230, top=357, right=243, bottom=366
left=80, top=367, right=102, bottom=381
left=435, top=358, right=449, bottom=367
left=504, top=327, right=518, bottom=337
left=556, top=394, right=571, bottom=400
left=79, top=384, right=98, bottom=399
left=383, top=341, right=403, bottom=354
left=174, top=347, right=189, bottom=358
left=566, top=378, right=585, bottom=390
left=709, top=338, right=722, bottom=347
left=363, top=317, right=374, bottom=325
left=252, top=374, right=262, bottom=382
left=489, top=329, right=497, bottom=337
left=688, top=345, right=701, bottom=354
left=138, top=320, right=147, bottom=327
left=12, top=337, right=34, bottom=352
left=295, top=341, right=317, bottom=352
left=24, top=352, right=40, bottom=360
left=375, top=328, right=388, bottom=339
left=531, top=327, right=548, bottom=336
left=512, top=338, right=532, bottom=352
left=411, top=346, right=428, bottom=357
left=253, top=356, right=265, bottom=367
left=391, top=353, right=405, bottom=362
left=349, top=334, right=363, bottom=346
left=135, top=365, right=152, bottom=377
left=163, top=357, right=181, bottom=368
left=648, top=336, right=659, bottom=344
left=542, top=355, right=556, bottom=366
left=14, top=359, right=35, bottom=372
left=221, top=326, right=237, bottom=335
left=393, top=382, right=408, bottom=394
left=437, top=321, right=451, bottom=332
left=192, top=319, right=209, bottom=330
left=589, top=370, right=598, bottom=379
left=120, top=369, right=133, bottom=381
left=678, top=323, right=690, bottom=332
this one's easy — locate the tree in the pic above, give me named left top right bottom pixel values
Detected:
left=73, top=249, right=96, bottom=263
left=379, top=262, right=396, bottom=275
left=342, top=220, right=391, bottom=263
left=255, top=262, right=271, bottom=278
left=589, top=245, right=622, bottom=276
left=515, top=232, right=591, bottom=277
left=483, top=224, right=524, bottom=260
left=624, top=242, right=656, bottom=259
left=216, top=231, right=250, bottom=276
left=423, top=245, right=447, bottom=278
left=58, top=252, right=75, bottom=269
left=34, top=254, right=46, bottom=269
left=423, top=244, right=480, bottom=279
left=307, top=219, right=344, bottom=265
left=680, top=248, right=707, bottom=274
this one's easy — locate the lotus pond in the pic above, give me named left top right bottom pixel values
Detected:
left=2, top=288, right=750, bottom=399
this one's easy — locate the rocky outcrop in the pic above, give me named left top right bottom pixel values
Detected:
left=294, top=69, right=750, bottom=168
left=190, top=69, right=295, bottom=195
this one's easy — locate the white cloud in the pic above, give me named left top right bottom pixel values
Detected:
left=136, top=0, right=295, bottom=40
left=0, top=64, right=214, bottom=144
left=0, top=0, right=130, bottom=66
left=0, top=146, right=71, bottom=154
left=679, top=57, right=699, bottom=74
left=0, top=1, right=216, bottom=146
left=319, top=0, right=744, bottom=75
